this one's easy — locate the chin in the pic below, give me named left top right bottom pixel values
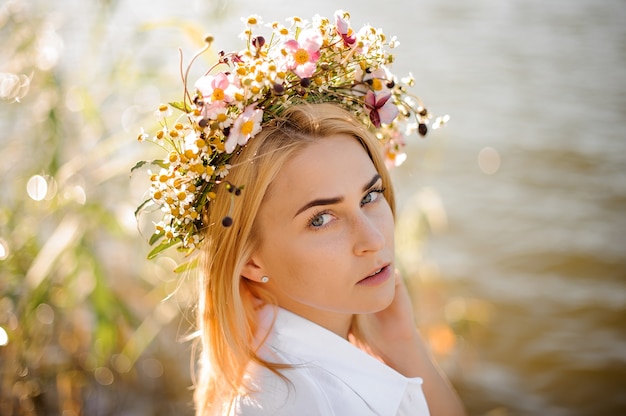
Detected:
left=359, top=284, right=396, bottom=314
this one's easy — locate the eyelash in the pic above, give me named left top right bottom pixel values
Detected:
left=306, top=187, right=386, bottom=230
left=361, top=187, right=386, bottom=206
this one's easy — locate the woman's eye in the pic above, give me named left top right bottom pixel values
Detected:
left=361, top=189, right=383, bottom=206
left=310, top=213, right=333, bottom=228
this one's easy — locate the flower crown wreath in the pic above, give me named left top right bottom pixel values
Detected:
left=134, top=10, right=448, bottom=264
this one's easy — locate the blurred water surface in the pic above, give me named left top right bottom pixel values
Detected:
left=3, top=0, right=625, bottom=414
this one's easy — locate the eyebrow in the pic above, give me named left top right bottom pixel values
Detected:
left=293, top=173, right=382, bottom=218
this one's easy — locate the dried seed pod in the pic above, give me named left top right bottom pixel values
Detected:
left=252, top=36, right=265, bottom=49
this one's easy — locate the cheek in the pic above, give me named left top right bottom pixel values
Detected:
left=287, top=236, right=342, bottom=269
left=266, top=233, right=345, bottom=280
left=376, top=202, right=395, bottom=240
left=386, top=212, right=395, bottom=242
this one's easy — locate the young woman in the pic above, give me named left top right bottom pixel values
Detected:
left=136, top=10, right=464, bottom=416
left=194, top=103, right=465, bottom=415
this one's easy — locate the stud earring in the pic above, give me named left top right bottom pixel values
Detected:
left=260, top=276, right=269, bottom=283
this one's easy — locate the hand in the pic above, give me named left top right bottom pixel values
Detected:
left=355, top=270, right=421, bottom=373
left=355, top=270, right=467, bottom=416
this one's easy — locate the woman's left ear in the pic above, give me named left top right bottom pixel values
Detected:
left=241, top=256, right=266, bottom=283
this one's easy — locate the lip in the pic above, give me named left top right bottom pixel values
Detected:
left=357, top=264, right=392, bottom=287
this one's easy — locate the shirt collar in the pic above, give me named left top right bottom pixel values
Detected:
left=259, top=306, right=423, bottom=415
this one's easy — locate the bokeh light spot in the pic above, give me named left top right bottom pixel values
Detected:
left=0, top=238, right=9, bottom=260
left=112, top=354, right=132, bottom=373
left=35, top=303, right=54, bottom=325
left=142, top=358, right=164, bottom=378
left=61, top=185, right=86, bottom=205
left=426, top=323, right=457, bottom=357
left=36, top=24, right=63, bottom=71
left=0, top=73, right=31, bottom=101
left=478, top=146, right=501, bottom=175
left=0, top=326, right=8, bottom=346
left=26, top=175, right=48, bottom=201
left=94, top=367, right=114, bottom=385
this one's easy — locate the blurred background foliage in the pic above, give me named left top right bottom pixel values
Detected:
left=0, top=0, right=217, bottom=414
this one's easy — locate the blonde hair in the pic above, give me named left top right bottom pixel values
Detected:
left=194, top=103, right=396, bottom=414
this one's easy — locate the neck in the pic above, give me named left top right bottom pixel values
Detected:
left=278, top=303, right=354, bottom=339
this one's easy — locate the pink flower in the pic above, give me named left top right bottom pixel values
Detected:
left=195, top=72, right=239, bottom=103
left=282, top=29, right=322, bottom=78
left=364, top=91, right=399, bottom=128
left=225, top=105, right=263, bottom=153
left=383, top=132, right=407, bottom=169
left=334, top=10, right=356, bottom=47
left=361, top=66, right=393, bottom=92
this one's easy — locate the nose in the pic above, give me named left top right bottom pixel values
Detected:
left=352, top=212, right=386, bottom=255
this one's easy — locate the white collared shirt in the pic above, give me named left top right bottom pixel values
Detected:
left=232, top=306, right=430, bottom=416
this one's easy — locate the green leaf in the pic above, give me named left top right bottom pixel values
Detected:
left=130, top=160, right=148, bottom=173
left=147, top=238, right=180, bottom=260
left=169, top=101, right=192, bottom=113
left=134, top=198, right=153, bottom=218
left=148, top=231, right=163, bottom=246
left=173, top=257, right=199, bottom=273
left=153, top=159, right=169, bottom=169
left=131, top=159, right=168, bottom=175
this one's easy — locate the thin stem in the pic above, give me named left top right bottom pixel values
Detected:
left=181, top=42, right=213, bottom=112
